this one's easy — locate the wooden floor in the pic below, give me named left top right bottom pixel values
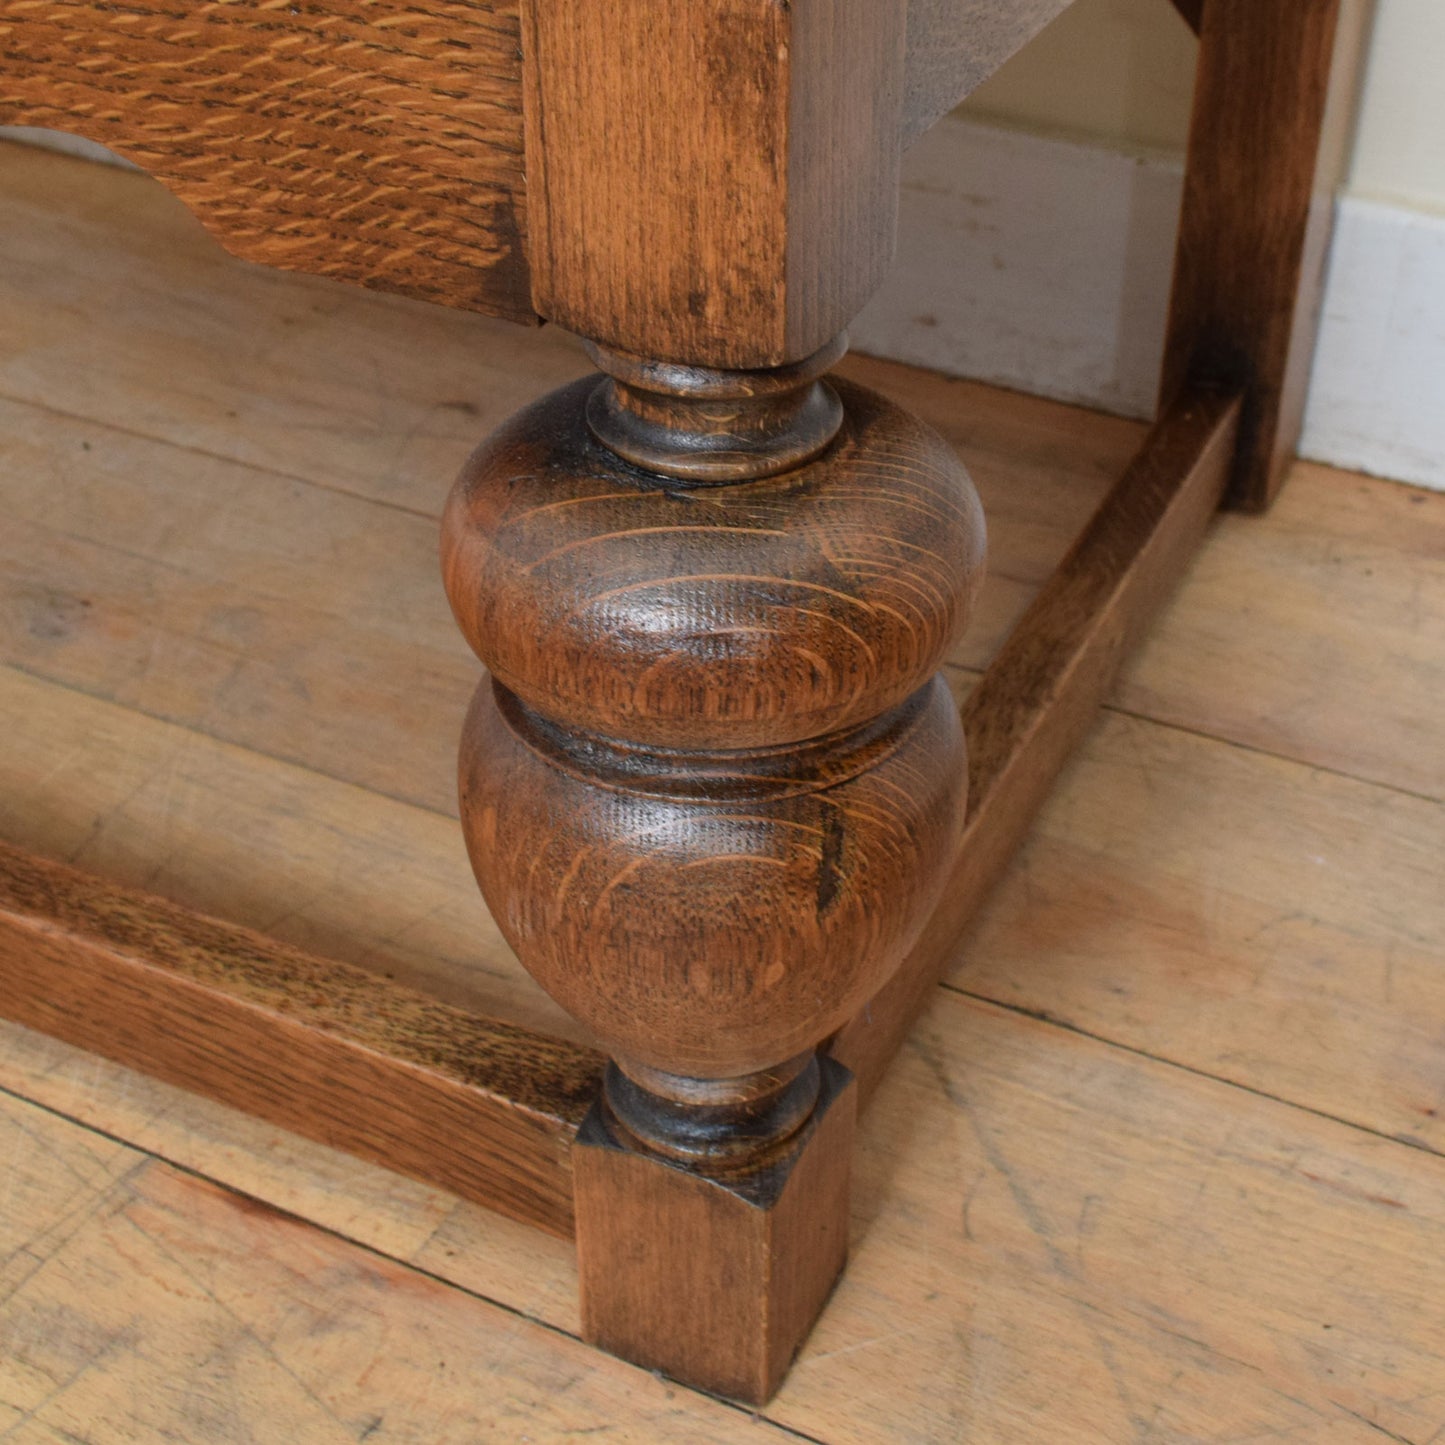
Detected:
left=2, top=142, right=1443, bottom=1444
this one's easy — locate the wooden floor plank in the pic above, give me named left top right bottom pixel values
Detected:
left=0, top=142, right=1132, bottom=529
left=3, top=139, right=1443, bottom=1441
left=0, top=143, right=589, bottom=513
left=6, top=982, right=1445, bottom=1442
left=0, top=1090, right=793, bottom=1444
left=952, top=706, right=1445, bottom=1155
left=1117, top=458, right=1445, bottom=801
left=0, top=663, right=574, bottom=1040
left=2, top=139, right=1436, bottom=812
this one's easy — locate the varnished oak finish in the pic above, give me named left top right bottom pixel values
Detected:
left=836, top=388, right=1242, bottom=1099
left=0, top=0, right=1362, bottom=1409
left=574, top=1057, right=856, bottom=1403
left=442, top=333, right=985, bottom=1396
left=0, top=838, right=601, bottom=1237
left=1162, top=0, right=1370, bottom=510
left=522, top=0, right=906, bottom=368
left=0, top=0, right=536, bottom=320
left=441, top=374, right=985, bottom=753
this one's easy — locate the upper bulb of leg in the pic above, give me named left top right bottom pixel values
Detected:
left=441, top=368, right=985, bottom=752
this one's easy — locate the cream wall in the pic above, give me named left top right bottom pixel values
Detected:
left=865, top=0, right=1445, bottom=488
left=1348, top=0, right=1445, bottom=210
left=960, top=0, right=1194, bottom=155
left=958, top=0, right=1445, bottom=212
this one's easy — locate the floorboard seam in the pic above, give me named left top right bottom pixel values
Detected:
left=0, top=385, right=449, bottom=524
left=941, top=983, right=1445, bottom=1163
left=0, top=1070, right=832, bottom=1442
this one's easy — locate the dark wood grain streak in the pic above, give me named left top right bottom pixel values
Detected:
left=832, top=388, right=1243, bottom=1102
left=0, top=839, right=602, bottom=1236
left=1161, top=0, right=1366, bottom=510
left=0, top=0, right=535, bottom=320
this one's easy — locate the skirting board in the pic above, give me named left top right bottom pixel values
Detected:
left=853, top=116, right=1445, bottom=493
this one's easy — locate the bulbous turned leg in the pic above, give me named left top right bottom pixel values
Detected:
left=440, top=337, right=985, bottom=1401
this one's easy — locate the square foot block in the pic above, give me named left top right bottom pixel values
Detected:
left=573, top=1056, right=856, bottom=1404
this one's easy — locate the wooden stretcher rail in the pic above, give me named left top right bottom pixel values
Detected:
left=835, top=385, right=1242, bottom=1101
left=0, top=382, right=1240, bottom=1238
left=0, top=843, right=602, bottom=1238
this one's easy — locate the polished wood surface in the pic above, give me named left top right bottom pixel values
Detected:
left=574, top=1057, right=857, bottom=1403
left=450, top=17, right=991, bottom=1366
left=2, top=151, right=1440, bottom=1439
left=1162, top=0, right=1370, bottom=509
left=0, top=0, right=535, bottom=320
left=0, top=838, right=601, bottom=1237
left=523, top=0, right=905, bottom=368
left=835, top=387, right=1242, bottom=1101
left=442, top=362, right=982, bottom=1097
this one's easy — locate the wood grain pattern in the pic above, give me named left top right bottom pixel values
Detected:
left=0, top=838, right=603, bottom=1236
left=442, top=376, right=987, bottom=752
left=1, top=214, right=1441, bottom=1428
left=521, top=0, right=906, bottom=367
left=0, top=101, right=1421, bottom=1421
left=441, top=358, right=983, bottom=1104
left=0, top=1089, right=795, bottom=1442
left=0, top=0, right=535, bottom=320
left=835, top=387, right=1241, bottom=1101
left=1162, top=0, right=1369, bottom=510
left=440, top=343, right=988, bottom=1401
left=574, top=1058, right=856, bottom=1404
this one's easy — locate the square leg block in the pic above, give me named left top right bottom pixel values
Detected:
left=573, top=1057, right=856, bottom=1404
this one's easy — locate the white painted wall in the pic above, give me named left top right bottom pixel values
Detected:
left=960, top=0, right=1445, bottom=214
left=852, top=114, right=1445, bottom=491
left=961, top=0, right=1195, bottom=154
left=1347, top=0, right=1445, bottom=211
left=885, top=0, right=1445, bottom=491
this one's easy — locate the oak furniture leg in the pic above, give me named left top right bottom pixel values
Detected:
left=0, top=0, right=1364, bottom=1410
left=440, top=340, right=986, bottom=1400
left=436, top=1, right=994, bottom=1401
left=1162, top=0, right=1369, bottom=510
